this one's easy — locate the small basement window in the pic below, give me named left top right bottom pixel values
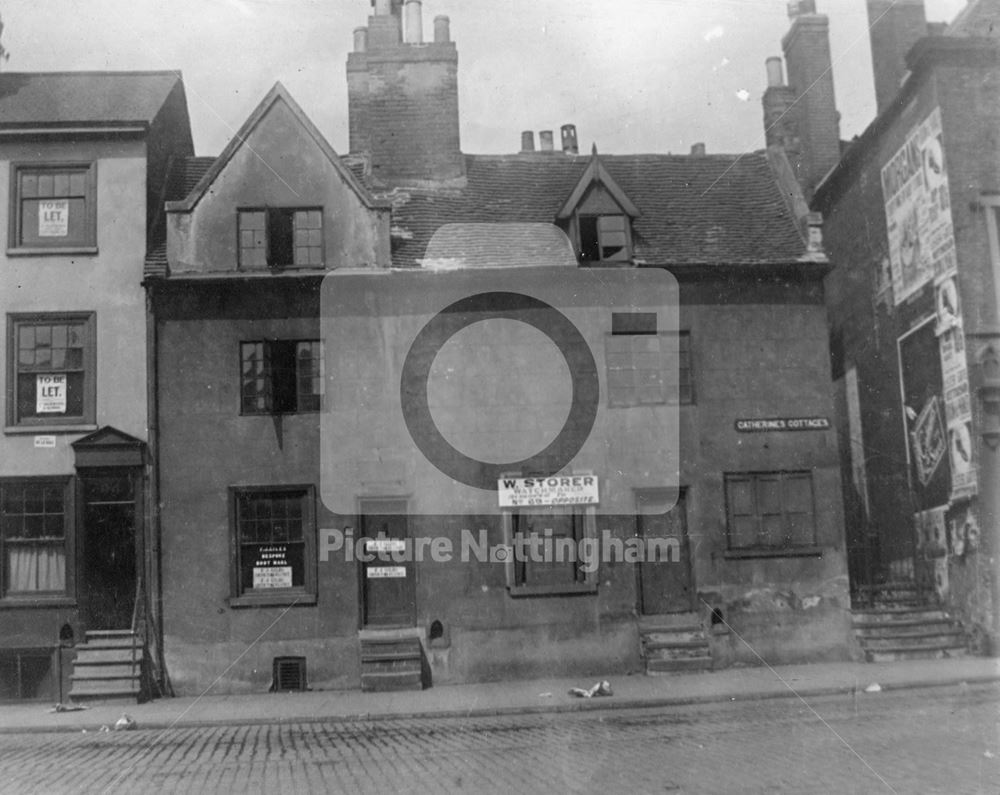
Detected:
left=0, top=649, right=54, bottom=701
left=271, top=656, right=307, bottom=692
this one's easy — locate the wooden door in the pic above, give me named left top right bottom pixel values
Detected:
left=636, top=490, right=693, bottom=615
left=360, top=500, right=415, bottom=627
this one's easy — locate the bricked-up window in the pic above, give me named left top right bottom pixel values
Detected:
left=232, top=486, right=315, bottom=601
left=725, top=472, right=816, bottom=550
left=7, top=313, right=96, bottom=428
left=238, top=208, right=323, bottom=268
left=240, top=340, right=322, bottom=414
left=579, top=214, right=630, bottom=262
left=1, top=479, right=70, bottom=597
left=10, top=164, right=97, bottom=251
left=606, top=314, right=692, bottom=406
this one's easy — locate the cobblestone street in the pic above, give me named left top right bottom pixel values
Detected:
left=1, top=683, right=997, bottom=794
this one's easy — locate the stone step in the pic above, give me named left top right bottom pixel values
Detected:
left=641, top=630, right=706, bottom=645
left=643, top=638, right=711, bottom=652
left=361, top=648, right=423, bottom=663
left=84, top=629, right=136, bottom=639
left=76, top=637, right=138, bottom=650
left=860, top=631, right=966, bottom=650
left=360, top=670, right=423, bottom=692
left=68, top=679, right=141, bottom=699
left=866, top=645, right=968, bottom=663
left=853, top=618, right=956, bottom=633
left=73, top=648, right=140, bottom=665
left=852, top=608, right=948, bottom=623
left=646, top=656, right=713, bottom=674
left=71, top=664, right=140, bottom=680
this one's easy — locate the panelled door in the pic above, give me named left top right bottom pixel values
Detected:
left=636, top=489, right=693, bottom=615
left=360, top=499, right=415, bottom=627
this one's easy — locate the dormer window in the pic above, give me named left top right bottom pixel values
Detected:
left=238, top=208, right=323, bottom=269
left=579, top=214, right=630, bottom=262
left=555, top=150, right=640, bottom=266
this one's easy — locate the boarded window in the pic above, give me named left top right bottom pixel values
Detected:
left=724, top=472, right=817, bottom=549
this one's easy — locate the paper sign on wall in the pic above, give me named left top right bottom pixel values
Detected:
left=36, top=374, right=66, bottom=413
left=38, top=200, right=69, bottom=237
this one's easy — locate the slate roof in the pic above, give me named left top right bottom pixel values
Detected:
left=385, top=152, right=807, bottom=268
left=150, top=149, right=808, bottom=272
left=0, top=71, right=184, bottom=127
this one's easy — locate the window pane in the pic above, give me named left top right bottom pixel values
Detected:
left=727, top=478, right=754, bottom=516
left=236, top=490, right=307, bottom=593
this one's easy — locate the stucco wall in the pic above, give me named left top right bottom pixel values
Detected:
left=167, top=98, right=389, bottom=273
left=0, top=139, right=150, bottom=478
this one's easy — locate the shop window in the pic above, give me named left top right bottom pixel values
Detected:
left=240, top=340, right=323, bottom=414
left=606, top=315, right=692, bottom=406
left=0, top=478, right=71, bottom=598
left=579, top=214, right=630, bottom=262
left=238, top=208, right=323, bottom=268
left=503, top=504, right=598, bottom=596
left=725, top=472, right=817, bottom=552
left=230, top=486, right=315, bottom=606
left=9, top=163, right=97, bottom=252
left=6, top=313, right=96, bottom=429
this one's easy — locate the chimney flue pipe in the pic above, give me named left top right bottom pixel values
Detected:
left=404, top=0, right=423, bottom=44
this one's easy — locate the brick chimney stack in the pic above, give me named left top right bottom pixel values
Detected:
left=347, top=0, right=464, bottom=185
left=867, top=0, right=929, bottom=115
left=772, top=0, right=841, bottom=199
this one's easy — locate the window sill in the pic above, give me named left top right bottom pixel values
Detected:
left=6, top=246, right=98, bottom=257
left=724, top=546, right=823, bottom=560
left=0, top=597, right=76, bottom=609
left=228, top=592, right=316, bottom=609
left=5, top=424, right=98, bottom=436
left=508, top=582, right=597, bottom=598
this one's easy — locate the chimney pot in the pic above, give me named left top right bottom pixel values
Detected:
left=353, top=27, right=369, bottom=53
left=787, top=0, right=817, bottom=17
left=561, top=124, right=579, bottom=155
left=690, top=142, right=706, bottom=156
left=404, top=0, right=423, bottom=44
left=539, top=130, right=555, bottom=152
left=434, top=15, right=451, bottom=43
left=765, top=56, right=784, bottom=87
left=521, top=130, right=536, bottom=153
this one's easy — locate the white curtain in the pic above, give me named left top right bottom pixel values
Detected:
left=7, top=545, right=65, bottom=592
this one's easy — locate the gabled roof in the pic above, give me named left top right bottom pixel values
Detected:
left=0, top=71, right=183, bottom=128
left=555, top=150, right=641, bottom=220
left=166, top=81, right=386, bottom=214
left=385, top=152, right=807, bottom=267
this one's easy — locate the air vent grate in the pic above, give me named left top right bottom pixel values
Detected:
left=272, top=656, right=307, bottom=692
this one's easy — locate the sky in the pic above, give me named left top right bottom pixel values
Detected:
left=0, top=0, right=970, bottom=158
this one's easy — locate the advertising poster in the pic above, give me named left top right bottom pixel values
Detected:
left=898, top=320, right=950, bottom=511
left=882, top=108, right=954, bottom=305
left=934, top=272, right=977, bottom=500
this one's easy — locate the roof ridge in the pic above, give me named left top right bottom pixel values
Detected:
left=0, top=69, right=183, bottom=77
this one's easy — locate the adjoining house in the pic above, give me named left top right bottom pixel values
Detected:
left=0, top=72, right=193, bottom=701
left=765, top=0, right=999, bottom=659
left=148, top=0, right=850, bottom=696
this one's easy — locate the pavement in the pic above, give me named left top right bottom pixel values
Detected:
left=1, top=656, right=997, bottom=734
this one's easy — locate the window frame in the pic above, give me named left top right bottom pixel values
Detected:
left=237, top=207, right=324, bottom=270
left=228, top=484, right=317, bottom=608
left=0, top=476, right=75, bottom=604
left=577, top=212, right=632, bottom=263
left=605, top=321, right=693, bottom=408
left=723, top=471, right=821, bottom=558
left=8, top=162, right=98, bottom=255
left=239, top=339, right=323, bottom=416
left=501, top=503, right=598, bottom=597
left=6, top=312, right=97, bottom=432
